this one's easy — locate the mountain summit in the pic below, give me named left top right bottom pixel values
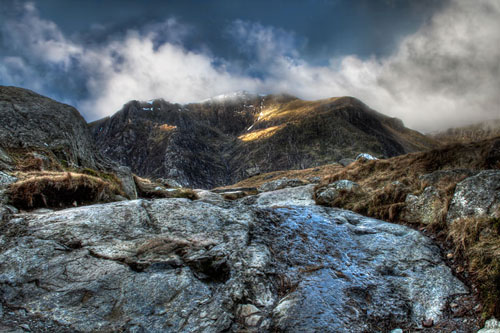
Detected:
left=91, top=93, right=437, bottom=188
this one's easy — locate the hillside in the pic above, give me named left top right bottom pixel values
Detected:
left=91, top=92, right=438, bottom=188
left=432, top=119, right=500, bottom=144
left=0, top=86, right=139, bottom=205
left=0, top=86, right=103, bottom=171
left=312, top=136, right=500, bottom=317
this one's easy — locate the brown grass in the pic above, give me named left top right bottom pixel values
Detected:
left=134, top=175, right=198, bottom=200
left=6, top=147, right=65, bottom=171
left=449, top=216, right=500, bottom=317
left=315, top=137, right=500, bottom=222
left=218, top=163, right=344, bottom=190
left=7, top=171, right=125, bottom=209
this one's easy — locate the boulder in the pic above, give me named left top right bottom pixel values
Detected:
left=255, top=184, right=316, bottom=207
left=194, top=190, right=227, bottom=206
left=447, top=170, right=500, bottom=224
left=403, top=186, right=447, bottom=225
left=356, top=153, right=378, bottom=161
left=307, top=176, right=321, bottom=183
left=258, top=177, right=306, bottom=193
left=478, top=318, right=500, bottom=333
left=114, top=166, right=137, bottom=200
left=314, top=180, right=360, bottom=205
left=338, top=158, right=355, bottom=167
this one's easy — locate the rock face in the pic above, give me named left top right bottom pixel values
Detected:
left=314, top=179, right=360, bottom=206
left=403, top=186, right=445, bottom=225
left=91, top=94, right=437, bottom=188
left=447, top=170, right=500, bottom=224
left=258, top=177, right=306, bottom=192
left=0, top=185, right=473, bottom=332
left=0, top=86, right=103, bottom=169
left=478, top=318, right=500, bottom=333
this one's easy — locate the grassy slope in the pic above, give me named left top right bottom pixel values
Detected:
left=219, top=163, right=344, bottom=190
left=432, top=119, right=500, bottom=144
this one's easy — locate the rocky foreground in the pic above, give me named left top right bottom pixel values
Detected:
left=0, top=185, right=481, bottom=332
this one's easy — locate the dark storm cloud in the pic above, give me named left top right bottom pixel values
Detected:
left=0, top=0, right=498, bottom=131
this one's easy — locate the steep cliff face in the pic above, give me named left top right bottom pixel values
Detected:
left=0, top=86, right=137, bottom=201
left=0, top=86, right=103, bottom=170
left=91, top=93, right=438, bottom=188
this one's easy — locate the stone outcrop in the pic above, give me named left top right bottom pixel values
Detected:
left=0, top=185, right=476, bottom=332
left=258, top=177, right=306, bottom=192
left=478, top=318, right=500, bottom=333
left=314, top=179, right=360, bottom=206
left=0, top=86, right=102, bottom=169
left=403, top=186, right=445, bottom=225
left=447, top=170, right=500, bottom=224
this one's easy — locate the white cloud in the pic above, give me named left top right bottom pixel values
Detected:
left=1, top=0, right=499, bottom=131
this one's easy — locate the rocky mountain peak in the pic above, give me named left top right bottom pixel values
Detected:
left=91, top=92, right=438, bottom=188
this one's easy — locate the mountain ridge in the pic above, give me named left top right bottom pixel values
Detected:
left=91, top=93, right=438, bottom=188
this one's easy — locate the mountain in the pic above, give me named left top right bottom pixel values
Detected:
left=432, top=119, right=500, bottom=144
left=0, top=86, right=103, bottom=170
left=91, top=92, right=438, bottom=188
left=0, top=86, right=138, bottom=202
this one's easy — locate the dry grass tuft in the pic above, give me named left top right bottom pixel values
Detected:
left=134, top=175, right=198, bottom=200
left=7, top=171, right=125, bottom=209
left=449, top=216, right=500, bottom=317
left=315, top=136, right=500, bottom=222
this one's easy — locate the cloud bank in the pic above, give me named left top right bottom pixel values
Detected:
left=1, top=0, right=499, bottom=131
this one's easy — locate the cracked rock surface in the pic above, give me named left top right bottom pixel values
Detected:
left=0, top=186, right=474, bottom=332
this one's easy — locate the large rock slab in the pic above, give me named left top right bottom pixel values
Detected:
left=0, top=186, right=472, bottom=332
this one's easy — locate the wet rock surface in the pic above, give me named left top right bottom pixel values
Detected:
left=0, top=186, right=477, bottom=332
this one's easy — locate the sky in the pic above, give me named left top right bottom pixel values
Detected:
left=1, top=0, right=499, bottom=132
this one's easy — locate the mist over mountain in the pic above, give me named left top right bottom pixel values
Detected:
left=1, top=0, right=499, bottom=131
left=90, top=92, right=437, bottom=188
